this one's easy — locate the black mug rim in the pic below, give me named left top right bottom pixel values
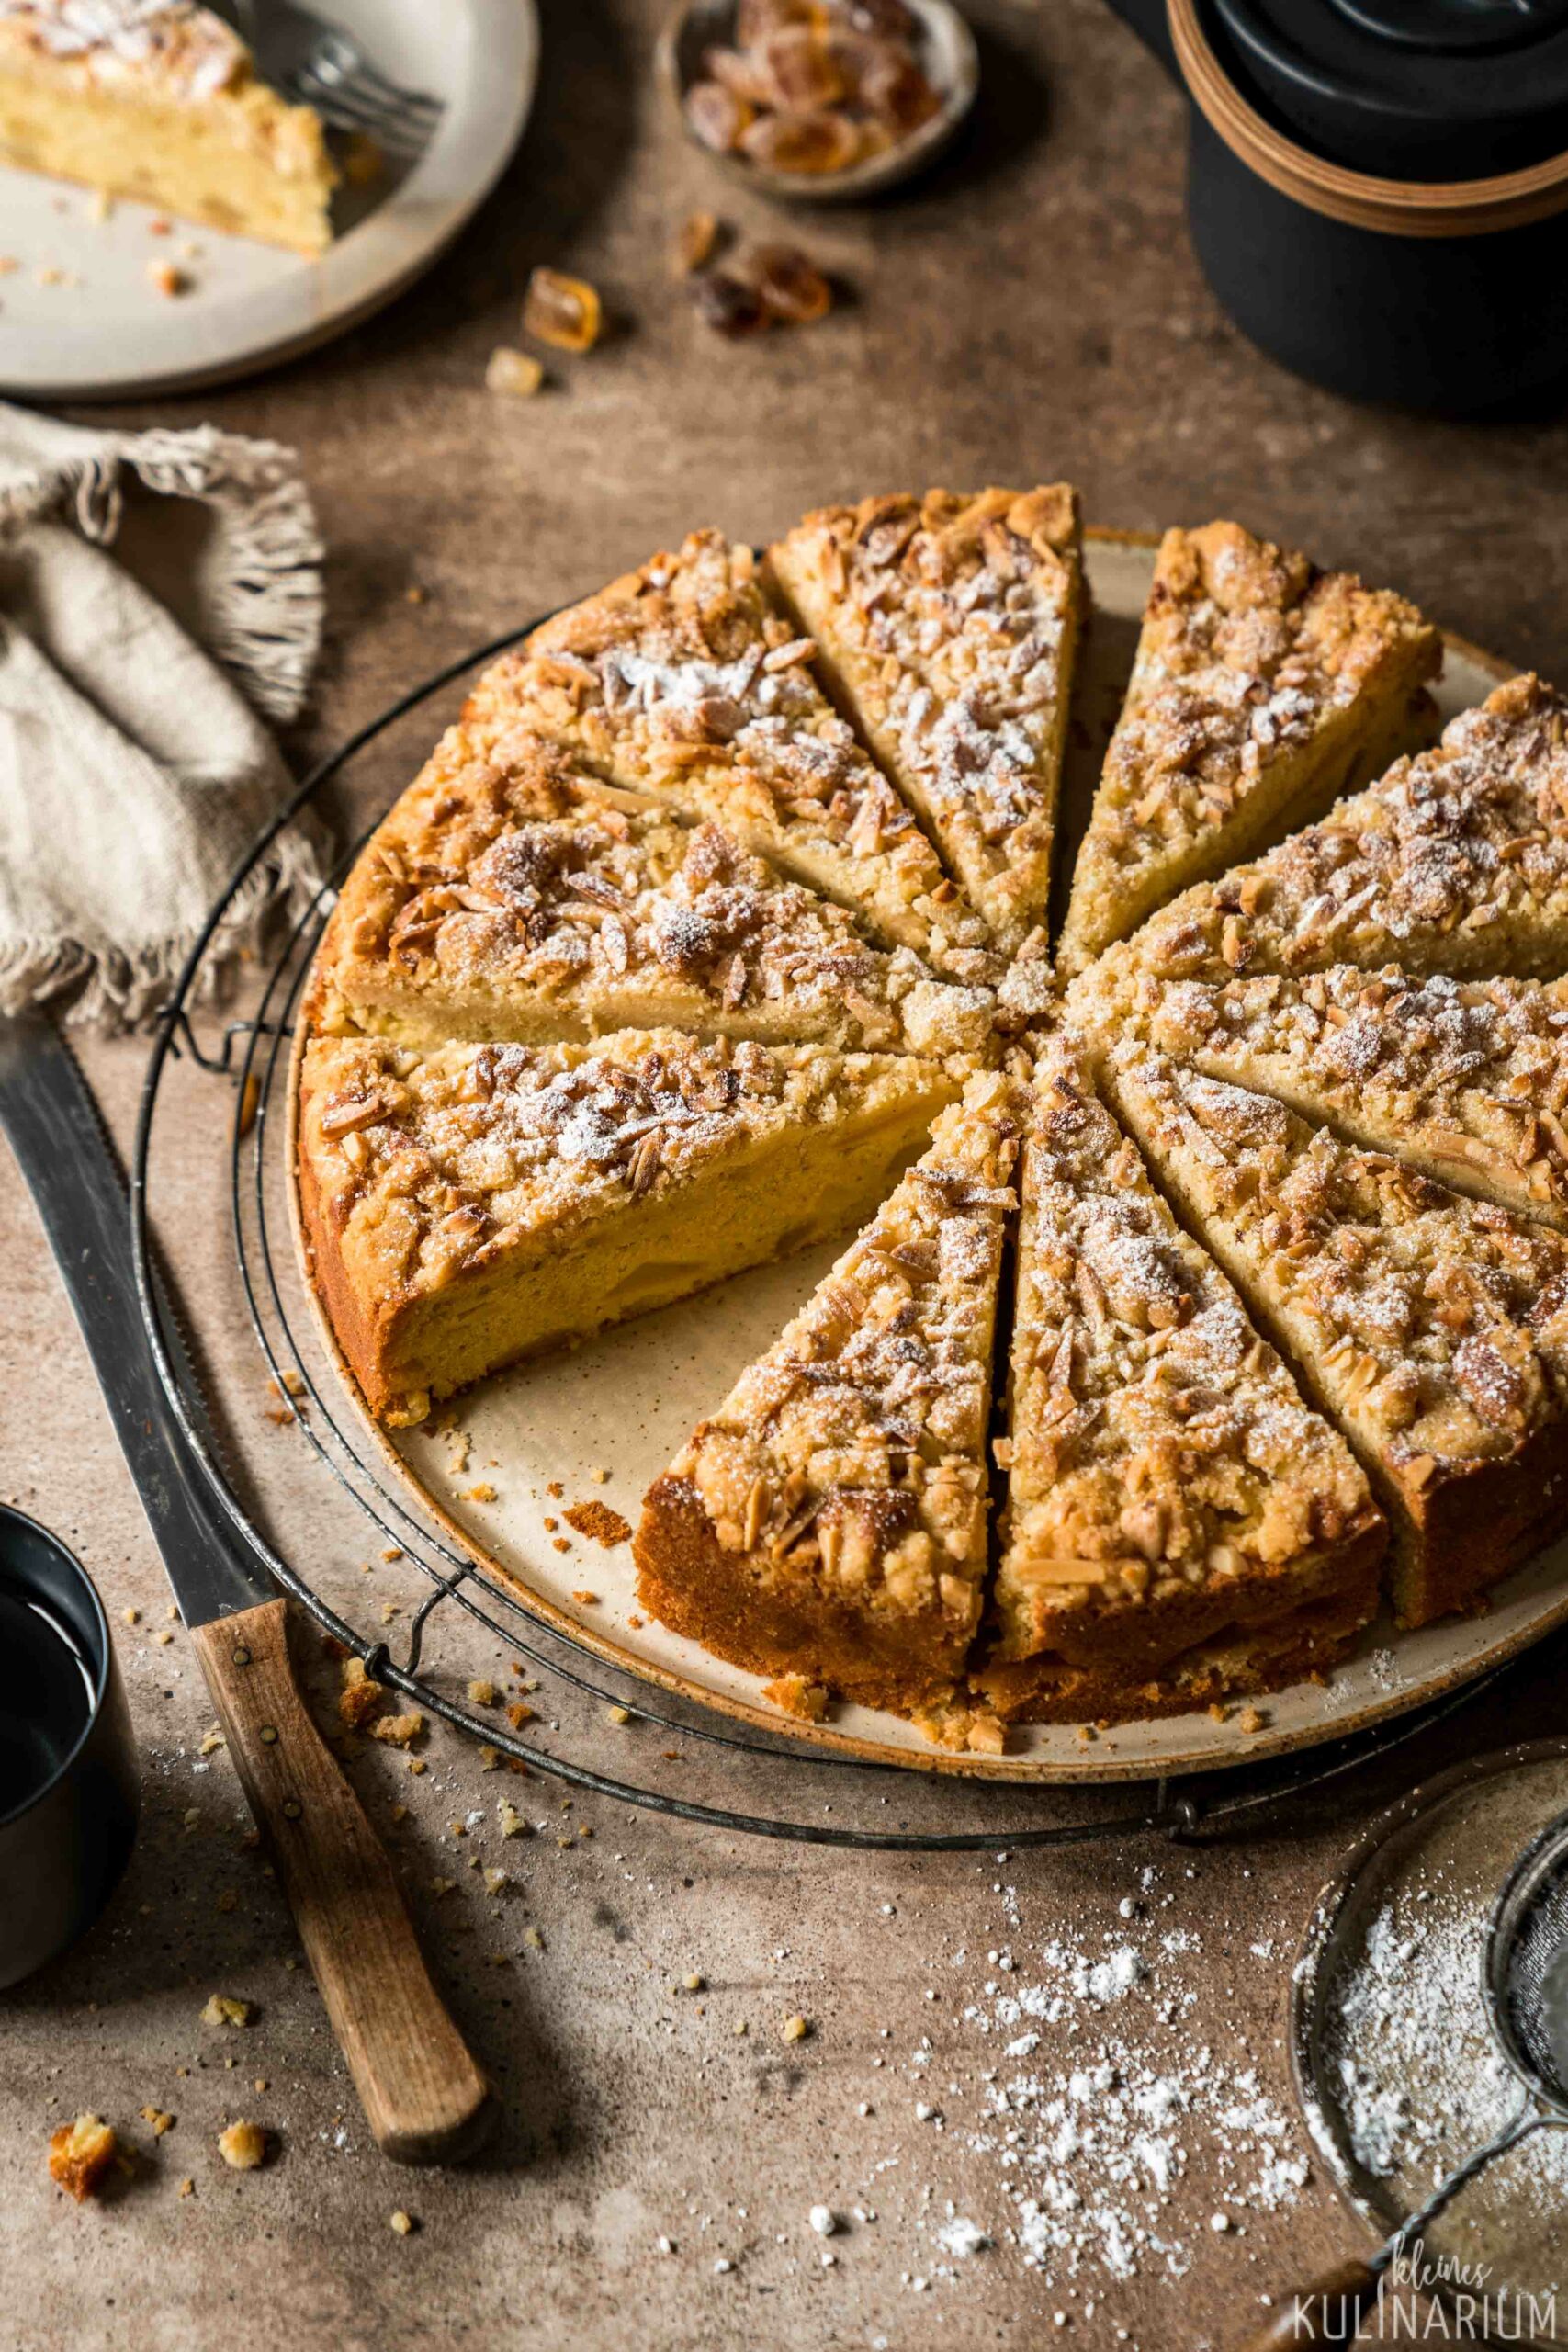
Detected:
left=0, top=1501, right=113, bottom=1832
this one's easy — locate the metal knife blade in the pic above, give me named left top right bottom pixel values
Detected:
left=0, top=1010, right=276, bottom=1630
left=1, top=1010, right=498, bottom=2164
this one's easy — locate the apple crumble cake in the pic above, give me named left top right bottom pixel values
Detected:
left=1055, top=522, right=1440, bottom=976
left=487, top=530, right=1002, bottom=984
left=1108, top=1052, right=1568, bottom=1629
left=766, top=486, right=1083, bottom=956
left=1078, top=960, right=1568, bottom=1236
left=1081, top=674, right=1568, bottom=996
left=974, top=1034, right=1383, bottom=1724
left=0, top=0, right=336, bottom=253
left=308, top=719, right=993, bottom=1060
left=297, top=1029, right=963, bottom=1429
left=634, top=1068, right=1026, bottom=1714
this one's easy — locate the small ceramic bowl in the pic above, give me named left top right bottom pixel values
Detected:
left=660, top=0, right=979, bottom=204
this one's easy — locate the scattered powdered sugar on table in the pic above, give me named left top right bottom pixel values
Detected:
left=886, top=1863, right=1314, bottom=2293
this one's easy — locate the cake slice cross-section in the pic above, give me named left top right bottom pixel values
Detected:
left=634, top=1067, right=1028, bottom=1717
left=1081, top=674, right=1568, bottom=996
left=1055, top=521, right=1440, bottom=976
left=489, top=529, right=1001, bottom=984
left=766, top=486, right=1083, bottom=961
left=297, top=1030, right=964, bottom=1430
left=0, top=0, right=336, bottom=254
left=973, top=1034, right=1384, bottom=1724
left=1077, top=961, right=1568, bottom=1236
left=1108, top=1052, right=1568, bottom=1630
left=307, top=719, right=993, bottom=1060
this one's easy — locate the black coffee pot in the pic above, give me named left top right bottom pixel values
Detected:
left=1106, top=0, right=1568, bottom=413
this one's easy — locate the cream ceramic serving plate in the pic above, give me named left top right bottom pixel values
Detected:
left=0, top=0, right=538, bottom=399
left=296, top=530, right=1568, bottom=1781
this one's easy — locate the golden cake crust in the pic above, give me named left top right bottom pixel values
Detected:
left=486, top=530, right=1002, bottom=985
left=634, top=1069, right=1026, bottom=1713
left=976, top=1033, right=1383, bottom=1721
left=1056, top=521, right=1440, bottom=974
left=309, top=714, right=994, bottom=1059
left=1108, top=1051, right=1568, bottom=1628
left=766, top=485, right=1083, bottom=956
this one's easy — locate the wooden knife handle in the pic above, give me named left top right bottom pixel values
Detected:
left=192, top=1597, right=495, bottom=2165
left=1241, top=2260, right=1383, bottom=2350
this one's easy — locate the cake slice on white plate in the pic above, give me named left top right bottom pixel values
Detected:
left=0, top=0, right=337, bottom=254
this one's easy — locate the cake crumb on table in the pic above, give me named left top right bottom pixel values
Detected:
left=217, top=2121, right=267, bottom=2171
left=200, top=1995, right=255, bottom=2029
left=48, top=2115, right=117, bottom=2201
left=371, top=1712, right=425, bottom=1747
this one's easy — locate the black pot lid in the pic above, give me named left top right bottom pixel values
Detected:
left=1206, top=0, right=1568, bottom=177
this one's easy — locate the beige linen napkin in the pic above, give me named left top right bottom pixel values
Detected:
left=0, top=401, right=326, bottom=1026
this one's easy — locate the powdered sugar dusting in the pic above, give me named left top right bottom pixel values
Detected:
left=1325, top=1876, right=1568, bottom=2222
left=869, top=1863, right=1314, bottom=2298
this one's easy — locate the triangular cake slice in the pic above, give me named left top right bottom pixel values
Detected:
left=0, top=0, right=336, bottom=254
left=973, top=1033, right=1383, bottom=1724
left=308, top=718, right=993, bottom=1059
left=1055, top=521, right=1440, bottom=976
left=766, top=487, right=1083, bottom=957
left=297, top=1030, right=963, bottom=1429
left=1078, top=674, right=1568, bottom=995
left=1078, top=960, right=1568, bottom=1236
left=489, top=530, right=1001, bottom=984
left=1108, top=1051, right=1568, bottom=1630
left=634, top=1068, right=1027, bottom=1716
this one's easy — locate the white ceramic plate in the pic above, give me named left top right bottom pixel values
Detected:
left=0, top=0, right=539, bottom=399
left=299, top=530, right=1568, bottom=1781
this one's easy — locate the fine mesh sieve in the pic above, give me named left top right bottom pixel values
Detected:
left=1489, top=1809, right=1568, bottom=2113
left=1249, top=1804, right=1568, bottom=2351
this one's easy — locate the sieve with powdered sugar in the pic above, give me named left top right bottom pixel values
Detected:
left=1249, top=1744, right=1568, bottom=2350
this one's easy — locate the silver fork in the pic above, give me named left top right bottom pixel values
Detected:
left=218, top=0, right=444, bottom=159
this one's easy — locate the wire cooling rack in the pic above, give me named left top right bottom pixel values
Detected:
left=127, top=619, right=1530, bottom=1851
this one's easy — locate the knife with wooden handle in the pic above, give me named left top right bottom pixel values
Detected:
left=0, top=1010, right=494, bottom=2165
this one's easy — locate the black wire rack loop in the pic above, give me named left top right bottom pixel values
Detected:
left=127, top=614, right=1523, bottom=1851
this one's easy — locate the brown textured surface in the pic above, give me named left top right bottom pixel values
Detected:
left=10, top=3, right=1568, bottom=2346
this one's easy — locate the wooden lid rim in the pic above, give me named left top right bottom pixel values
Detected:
left=1168, top=0, right=1568, bottom=239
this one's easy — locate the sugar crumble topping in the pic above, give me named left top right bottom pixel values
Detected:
left=0, top=0, right=244, bottom=96
left=330, top=729, right=991, bottom=1057
left=770, top=488, right=1080, bottom=947
left=494, top=529, right=1001, bottom=979
left=1111, top=673, right=1568, bottom=989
